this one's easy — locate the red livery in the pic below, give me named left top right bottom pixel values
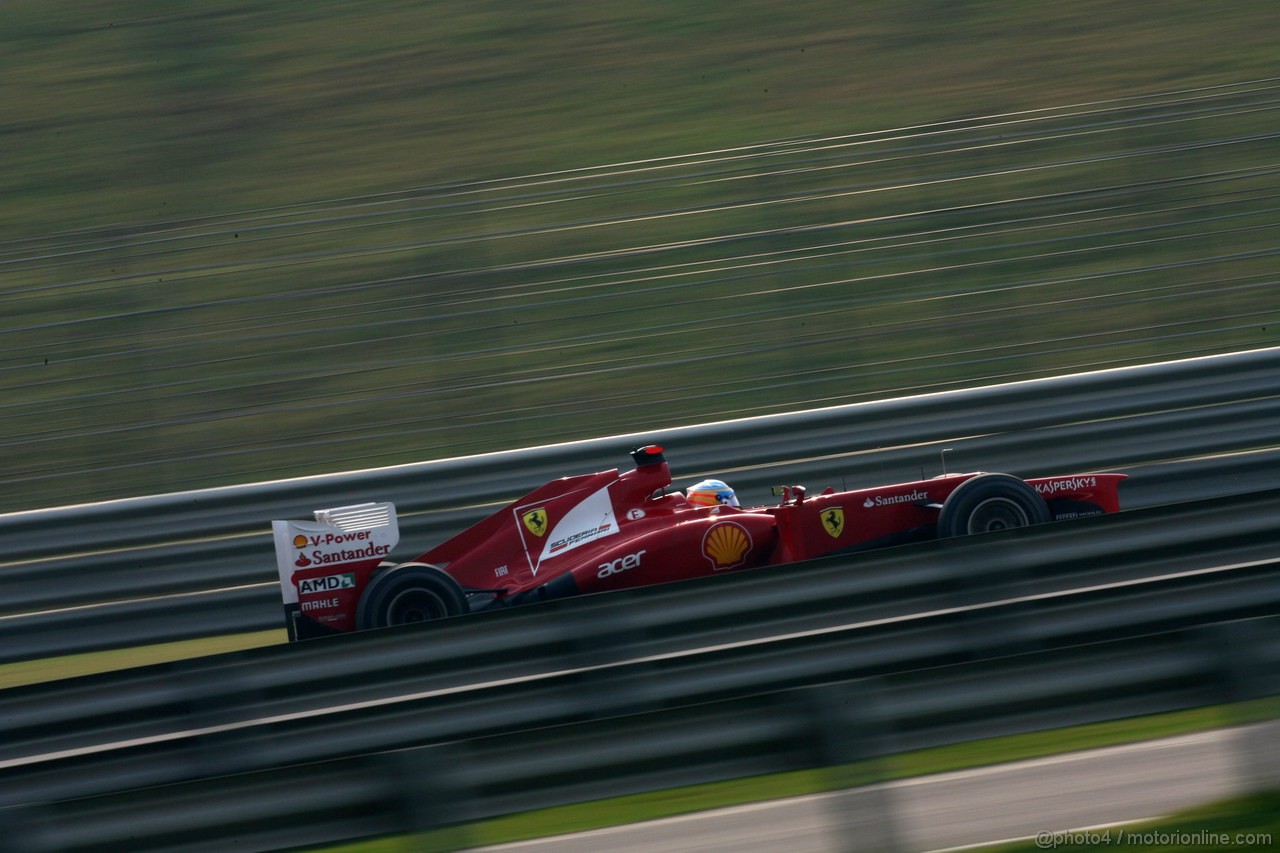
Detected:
left=274, top=446, right=1125, bottom=640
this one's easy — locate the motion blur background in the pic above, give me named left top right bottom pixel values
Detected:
left=3, top=0, right=1278, bottom=512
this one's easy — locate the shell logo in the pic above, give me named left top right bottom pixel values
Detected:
left=293, top=535, right=308, bottom=549
left=702, top=521, right=752, bottom=570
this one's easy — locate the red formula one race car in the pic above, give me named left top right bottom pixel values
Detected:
left=273, top=446, right=1125, bottom=640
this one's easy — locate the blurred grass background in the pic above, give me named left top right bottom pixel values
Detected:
left=3, top=0, right=1279, bottom=512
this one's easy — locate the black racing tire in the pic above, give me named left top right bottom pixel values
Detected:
left=356, top=563, right=466, bottom=630
left=936, top=473, right=1050, bottom=538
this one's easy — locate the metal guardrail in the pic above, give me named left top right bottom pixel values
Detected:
left=3, top=346, right=1278, bottom=562
left=3, top=489, right=1279, bottom=812
left=6, top=559, right=1274, bottom=814
left=0, top=347, right=1278, bottom=663
left=4, top=616, right=1276, bottom=852
left=0, top=446, right=1274, bottom=669
left=5, top=403, right=1280, bottom=620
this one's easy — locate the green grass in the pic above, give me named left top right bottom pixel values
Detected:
left=3, top=1, right=1279, bottom=512
left=308, top=698, right=1279, bottom=851
left=0, top=629, right=285, bottom=689
left=6, top=0, right=1276, bottom=232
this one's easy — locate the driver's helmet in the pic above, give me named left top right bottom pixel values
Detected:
left=686, top=479, right=740, bottom=508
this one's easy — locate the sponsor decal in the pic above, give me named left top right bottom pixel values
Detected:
left=300, top=597, right=341, bottom=612
left=522, top=508, right=549, bottom=537
left=271, top=502, right=399, bottom=608
left=1053, top=509, right=1102, bottom=520
left=1034, top=476, right=1098, bottom=495
left=821, top=507, right=845, bottom=538
left=292, top=527, right=390, bottom=568
left=702, top=521, right=752, bottom=570
left=494, top=565, right=509, bottom=578
left=862, top=489, right=929, bottom=509
left=297, top=530, right=378, bottom=547
left=549, top=524, right=614, bottom=554
left=534, top=486, right=619, bottom=574
left=294, top=541, right=391, bottom=567
left=598, top=550, right=646, bottom=579
left=298, top=573, right=356, bottom=595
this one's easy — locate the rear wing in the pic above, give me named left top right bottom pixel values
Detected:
left=272, top=502, right=399, bottom=641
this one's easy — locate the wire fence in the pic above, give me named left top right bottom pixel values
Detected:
left=2, top=78, right=1279, bottom=509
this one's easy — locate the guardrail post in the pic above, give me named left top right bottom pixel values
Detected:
left=1207, top=617, right=1280, bottom=793
left=382, top=742, right=475, bottom=851
left=940, top=539, right=1045, bottom=661
left=555, top=604, right=658, bottom=719
left=171, top=663, right=274, bottom=782
left=803, top=679, right=902, bottom=853
left=0, top=801, right=49, bottom=853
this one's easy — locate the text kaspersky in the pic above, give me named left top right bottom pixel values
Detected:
left=1034, top=476, right=1097, bottom=494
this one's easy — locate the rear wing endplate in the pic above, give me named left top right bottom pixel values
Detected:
left=271, top=502, right=400, bottom=638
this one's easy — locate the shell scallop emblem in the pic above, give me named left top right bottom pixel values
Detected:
left=702, top=521, right=752, bottom=570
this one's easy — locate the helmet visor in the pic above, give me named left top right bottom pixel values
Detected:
left=716, top=489, right=740, bottom=508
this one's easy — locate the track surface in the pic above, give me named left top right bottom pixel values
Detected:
left=478, top=727, right=1250, bottom=853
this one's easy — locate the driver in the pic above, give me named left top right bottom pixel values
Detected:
left=686, top=479, right=740, bottom=508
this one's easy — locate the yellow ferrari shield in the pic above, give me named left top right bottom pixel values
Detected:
left=522, top=507, right=549, bottom=537
left=821, top=507, right=845, bottom=538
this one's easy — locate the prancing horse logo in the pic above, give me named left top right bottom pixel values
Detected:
left=822, top=506, right=845, bottom=538
left=522, top=507, right=548, bottom=537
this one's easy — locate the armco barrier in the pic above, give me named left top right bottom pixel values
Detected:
left=2, top=346, right=1278, bottom=562
left=3, top=616, right=1276, bottom=853
left=5, top=409, right=1279, bottom=620
left=3, top=489, right=1279, bottom=810
left=0, top=348, right=1278, bottom=663
left=2, top=478, right=1279, bottom=666
left=5, top=488, right=1280, bottom=740
left=5, top=559, right=1274, bottom=813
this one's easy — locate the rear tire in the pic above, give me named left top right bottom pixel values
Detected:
left=937, top=474, right=1050, bottom=538
left=356, top=563, right=466, bottom=630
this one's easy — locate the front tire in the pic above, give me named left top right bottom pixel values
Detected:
left=936, top=474, right=1050, bottom=538
left=356, top=563, right=466, bottom=630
